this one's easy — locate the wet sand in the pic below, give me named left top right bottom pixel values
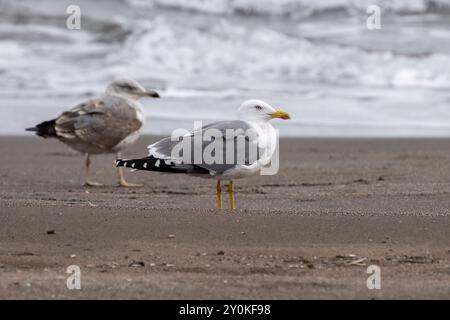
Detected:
left=0, top=136, right=449, bottom=299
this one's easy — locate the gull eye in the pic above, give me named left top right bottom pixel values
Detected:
left=255, top=105, right=263, bottom=111
left=120, top=84, right=134, bottom=91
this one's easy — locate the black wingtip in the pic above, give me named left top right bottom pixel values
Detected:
left=115, top=159, right=133, bottom=168
left=25, top=119, right=57, bottom=138
left=115, top=157, right=192, bottom=174
left=115, top=159, right=124, bottom=167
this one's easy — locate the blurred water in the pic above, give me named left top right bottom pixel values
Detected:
left=1, top=0, right=450, bottom=136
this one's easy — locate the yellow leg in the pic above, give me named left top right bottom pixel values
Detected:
left=228, top=180, right=235, bottom=210
left=216, top=180, right=222, bottom=209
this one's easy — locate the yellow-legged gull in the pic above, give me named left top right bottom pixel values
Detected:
left=26, top=79, right=160, bottom=187
left=115, top=100, right=290, bottom=209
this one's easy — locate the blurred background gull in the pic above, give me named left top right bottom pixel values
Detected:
left=1, top=0, right=450, bottom=137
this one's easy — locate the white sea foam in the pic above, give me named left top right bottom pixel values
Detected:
left=1, top=0, right=450, bottom=136
left=125, top=0, right=450, bottom=17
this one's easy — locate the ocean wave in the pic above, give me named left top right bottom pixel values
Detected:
left=107, top=17, right=450, bottom=90
left=2, top=14, right=450, bottom=100
left=125, top=0, right=450, bottom=18
left=1, top=0, right=450, bottom=138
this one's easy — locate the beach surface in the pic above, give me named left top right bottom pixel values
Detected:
left=0, top=136, right=449, bottom=299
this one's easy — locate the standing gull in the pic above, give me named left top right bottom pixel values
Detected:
left=115, top=100, right=290, bottom=209
left=26, top=79, right=160, bottom=187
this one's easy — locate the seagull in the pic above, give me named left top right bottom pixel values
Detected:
left=115, top=100, right=290, bottom=209
left=26, top=79, right=160, bottom=187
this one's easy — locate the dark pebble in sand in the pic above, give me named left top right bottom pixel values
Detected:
left=15, top=252, right=34, bottom=256
left=217, top=251, right=225, bottom=255
left=46, top=230, right=55, bottom=235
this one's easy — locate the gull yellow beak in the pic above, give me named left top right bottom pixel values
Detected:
left=270, top=109, right=291, bottom=120
left=141, top=90, right=160, bottom=98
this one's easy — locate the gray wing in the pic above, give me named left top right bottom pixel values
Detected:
left=147, top=120, right=263, bottom=175
left=55, top=97, right=142, bottom=150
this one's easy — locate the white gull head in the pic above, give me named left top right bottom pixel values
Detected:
left=238, top=99, right=290, bottom=122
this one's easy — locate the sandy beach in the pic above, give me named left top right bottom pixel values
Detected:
left=0, top=136, right=449, bottom=299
